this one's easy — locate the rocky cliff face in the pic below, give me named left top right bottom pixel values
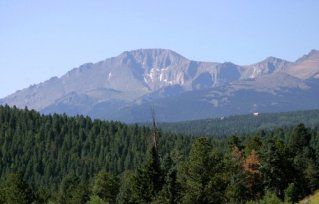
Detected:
left=287, top=49, right=319, bottom=79
left=1, top=49, right=319, bottom=122
left=241, top=57, right=291, bottom=79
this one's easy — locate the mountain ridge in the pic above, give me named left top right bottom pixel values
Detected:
left=1, top=48, right=319, bottom=122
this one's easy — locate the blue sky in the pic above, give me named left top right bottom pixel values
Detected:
left=1, top=0, right=319, bottom=98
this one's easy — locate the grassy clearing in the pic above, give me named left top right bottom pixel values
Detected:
left=300, top=190, right=319, bottom=204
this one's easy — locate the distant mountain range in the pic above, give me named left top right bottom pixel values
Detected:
left=1, top=49, right=319, bottom=122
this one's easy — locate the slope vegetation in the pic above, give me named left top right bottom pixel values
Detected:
left=159, top=109, right=319, bottom=136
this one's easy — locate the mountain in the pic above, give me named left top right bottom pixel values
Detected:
left=1, top=49, right=319, bottom=122
left=240, top=56, right=291, bottom=79
left=287, top=49, right=319, bottom=79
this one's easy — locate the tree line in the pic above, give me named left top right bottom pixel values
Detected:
left=159, top=109, right=319, bottom=137
left=0, top=105, right=319, bottom=203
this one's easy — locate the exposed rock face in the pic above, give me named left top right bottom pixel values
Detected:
left=241, top=57, right=291, bottom=79
left=287, top=50, right=319, bottom=79
left=1, top=49, right=319, bottom=122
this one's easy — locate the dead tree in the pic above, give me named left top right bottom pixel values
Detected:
left=151, top=107, right=158, bottom=150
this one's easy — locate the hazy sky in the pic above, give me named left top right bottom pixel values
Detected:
left=1, top=0, right=319, bottom=98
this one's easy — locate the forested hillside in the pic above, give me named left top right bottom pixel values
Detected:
left=0, top=105, right=319, bottom=203
left=159, top=109, right=319, bottom=137
left=0, top=105, right=191, bottom=190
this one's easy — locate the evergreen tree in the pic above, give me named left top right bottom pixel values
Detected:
left=1, top=173, right=35, bottom=204
left=131, top=146, right=164, bottom=203
left=87, top=195, right=108, bottom=204
left=0, top=106, right=318, bottom=203
left=91, top=171, right=119, bottom=204
left=224, top=146, right=249, bottom=203
left=289, top=123, right=311, bottom=153
left=34, top=187, right=51, bottom=204
left=258, top=191, right=283, bottom=204
left=260, top=138, right=293, bottom=199
left=154, top=167, right=181, bottom=204
left=181, top=138, right=226, bottom=203
left=284, top=183, right=297, bottom=203
left=58, top=173, right=88, bottom=204
left=116, top=171, right=138, bottom=204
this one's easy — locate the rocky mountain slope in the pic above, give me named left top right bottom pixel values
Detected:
left=1, top=49, right=319, bottom=122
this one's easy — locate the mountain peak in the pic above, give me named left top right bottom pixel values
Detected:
left=286, top=49, right=319, bottom=79
left=262, top=56, right=288, bottom=63
left=295, top=49, right=319, bottom=63
left=2, top=48, right=319, bottom=122
left=309, top=49, right=319, bottom=55
left=117, top=48, right=189, bottom=70
left=120, top=48, right=187, bottom=60
left=307, top=49, right=319, bottom=59
left=241, top=56, right=291, bottom=79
